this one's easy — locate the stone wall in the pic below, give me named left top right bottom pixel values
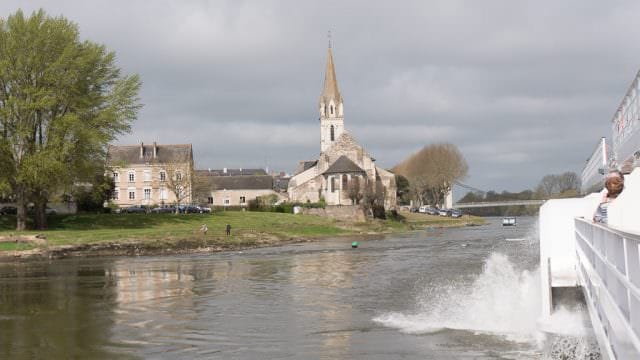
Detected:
left=301, top=205, right=366, bottom=222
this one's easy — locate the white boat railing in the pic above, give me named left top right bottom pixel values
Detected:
left=575, top=218, right=640, bottom=359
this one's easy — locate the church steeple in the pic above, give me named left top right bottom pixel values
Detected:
left=319, top=39, right=345, bottom=152
left=319, top=46, right=343, bottom=107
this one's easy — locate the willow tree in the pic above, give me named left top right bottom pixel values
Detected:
left=393, top=143, right=468, bottom=207
left=0, top=9, right=141, bottom=230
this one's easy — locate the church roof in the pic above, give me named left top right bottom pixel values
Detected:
left=323, top=155, right=365, bottom=175
left=319, top=46, right=343, bottom=105
left=293, top=160, right=318, bottom=175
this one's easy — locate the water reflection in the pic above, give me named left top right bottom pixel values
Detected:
left=290, top=250, right=357, bottom=359
left=0, top=261, right=124, bottom=359
left=0, top=219, right=553, bottom=359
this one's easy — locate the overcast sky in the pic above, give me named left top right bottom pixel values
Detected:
left=3, top=1, right=640, bottom=194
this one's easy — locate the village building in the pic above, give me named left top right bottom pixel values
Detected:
left=106, top=142, right=193, bottom=207
left=287, top=45, right=397, bottom=208
left=196, top=169, right=286, bottom=207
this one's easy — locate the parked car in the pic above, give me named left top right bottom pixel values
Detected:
left=409, top=207, right=419, bottom=213
left=426, top=207, right=439, bottom=215
left=0, top=206, right=17, bottom=215
left=179, top=205, right=204, bottom=214
left=122, top=205, right=147, bottom=214
left=151, top=205, right=176, bottom=214
left=438, top=209, right=451, bottom=216
left=199, top=206, right=212, bottom=213
left=450, top=209, right=462, bottom=218
left=418, top=205, right=429, bottom=213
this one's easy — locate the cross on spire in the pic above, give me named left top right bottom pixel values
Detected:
left=328, top=30, right=331, bottom=48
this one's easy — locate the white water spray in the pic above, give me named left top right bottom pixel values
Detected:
left=374, top=252, right=588, bottom=344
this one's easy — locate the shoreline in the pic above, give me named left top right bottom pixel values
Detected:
left=0, top=212, right=485, bottom=262
left=0, top=232, right=392, bottom=262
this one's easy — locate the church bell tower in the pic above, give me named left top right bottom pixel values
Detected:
left=319, top=41, right=344, bottom=153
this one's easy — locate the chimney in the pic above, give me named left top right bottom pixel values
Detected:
left=223, top=167, right=227, bottom=174
left=153, top=142, right=157, bottom=158
left=140, top=142, right=144, bottom=158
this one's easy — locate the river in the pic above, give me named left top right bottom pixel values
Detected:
left=0, top=217, right=597, bottom=359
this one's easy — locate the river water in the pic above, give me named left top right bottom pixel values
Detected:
left=0, top=217, right=596, bottom=359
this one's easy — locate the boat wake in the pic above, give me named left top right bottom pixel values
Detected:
left=374, top=253, right=589, bottom=345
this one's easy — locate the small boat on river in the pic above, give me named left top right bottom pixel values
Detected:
left=502, top=217, right=517, bottom=226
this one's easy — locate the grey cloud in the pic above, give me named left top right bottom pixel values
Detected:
left=2, top=0, right=639, bottom=193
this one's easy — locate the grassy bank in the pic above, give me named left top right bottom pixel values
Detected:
left=0, top=211, right=484, bottom=258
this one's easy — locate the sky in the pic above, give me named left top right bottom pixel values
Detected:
left=2, top=1, right=640, bottom=194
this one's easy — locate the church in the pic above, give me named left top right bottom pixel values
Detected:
left=287, top=44, right=397, bottom=209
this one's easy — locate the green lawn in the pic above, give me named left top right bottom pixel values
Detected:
left=401, top=212, right=485, bottom=227
left=0, top=212, right=357, bottom=248
left=0, top=211, right=483, bottom=253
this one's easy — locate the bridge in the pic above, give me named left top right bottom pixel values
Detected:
left=453, top=199, right=546, bottom=209
left=451, top=181, right=546, bottom=209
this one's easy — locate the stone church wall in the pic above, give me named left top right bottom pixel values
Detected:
left=301, top=205, right=366, bottom=222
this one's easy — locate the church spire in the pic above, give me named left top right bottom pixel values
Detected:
left=319, top=44, right=343, bottom=106
left=319, top=38, right=345, bottom=152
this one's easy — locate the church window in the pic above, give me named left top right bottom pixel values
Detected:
left=330, top=125, right=335, bottom=141
left=342, top=174, right=348, bottom=190
left=330, top=105, right=334, bottom=115
left=331, top=177, right=336, bottom=193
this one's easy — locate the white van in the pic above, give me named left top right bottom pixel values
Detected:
left=418, top=205, right=429, bottom=213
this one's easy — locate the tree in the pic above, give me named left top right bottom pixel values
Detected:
left=362, top=178, right=386, bottom=218
left=394, top=174, right=411, bottom=205
left=346, top=176, right=363, bottom=205
left=393, top=143, right=468, bottom=207
left=73, top=174, right=115, bottom=212
left=0, top=10, right=141, bottom=230
left=164, top=153, right=194, bottom=213
left=535, top=171, right=580, bottom=199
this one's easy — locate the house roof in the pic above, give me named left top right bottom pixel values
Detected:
left=107, top=143, right=192, bottom=165
left=196, top=168, right=267, bottom=176
left=200, top=175, right=273, bottom=190
left=323, top=155, right=365, bottom=175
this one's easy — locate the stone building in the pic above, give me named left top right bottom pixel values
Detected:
left=287, top=45, right=397, bottom=208
left=196, top=169, right=286, bottom=207
left=106, top=142, right=193, bottom=207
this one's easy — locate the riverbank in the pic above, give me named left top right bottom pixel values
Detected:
left=0, top=211, right=485, bottom=260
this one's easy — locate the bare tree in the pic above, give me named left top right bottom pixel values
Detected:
left=362, top=177, right=386, bottom=218
left=164, top=154, right=193, bottom=213
left=393, top=143, right=468, bottom=207
left=535, top=171, right=580, bottom=199
left=346, top=176, right=363, bottom=205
